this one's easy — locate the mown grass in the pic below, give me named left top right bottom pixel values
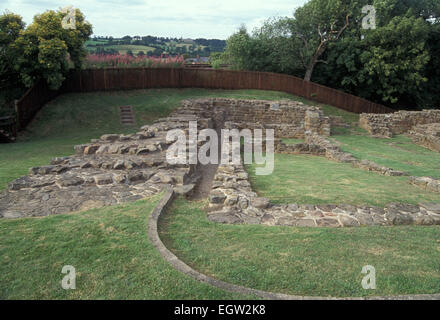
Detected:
left=246, top=153, right=440, bottom=207
left=331, top=128, right=440, bottom=179
left=1, top=89, right=439, bottom=299
left=0, top=195, right=249, bottom=299
left=160, top=198, right=440, bottom=298
left=1, top=88, right=345, bottom=191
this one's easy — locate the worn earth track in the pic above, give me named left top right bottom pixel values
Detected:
left=189, top=117, right=224, bottom=200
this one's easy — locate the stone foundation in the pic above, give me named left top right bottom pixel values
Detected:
left=410, top=176, right=440, bottom=193
left=408, top=123, right=440, bottom=153
left=2, top=98, right=439, bottom=227
left=359, top=110, right=440, bottom=138
left=275, top=133, right=408, bottom=176
left=207, top=158, right=440, bottom=227
left=0, top=109, right=213, bottom=218
left=181, top=98, right=331, bottom=138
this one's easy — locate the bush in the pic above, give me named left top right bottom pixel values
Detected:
left=84, top=54, right=185, bottom=68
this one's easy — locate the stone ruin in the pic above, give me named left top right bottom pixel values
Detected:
left=0, top=98, right=328, bottom=219
left=1, top=123, right=197, bottom=218
left=1, top=98, right=440, bottom=227
left=408, top=123, right=440, bottom=153
left=181, top=98, right=331, bottom=138
left=359, top=109, right=440, bottom=138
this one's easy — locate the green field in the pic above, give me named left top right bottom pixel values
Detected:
left=104, top=45, right=156, bottom=54
left=331, top=128, right=440, bottom=179
left=85, top=39, right=109, bottom=46
left=160, top=198, right=440, bottom=297
left=0, top=196, right=249, bottom=299
left=84, top=39, right=207, bottom=55
left=246, top=153, right=440, bottom=206
left=1, top=88, right=439, bottom=299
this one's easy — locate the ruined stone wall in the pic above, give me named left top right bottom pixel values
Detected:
left=182, top=98, right=331, bottom=138
left=208, top=138, right=440, bottom=227
left=408, top=123, right=440, bottom=153
left=359, top=110, right=440, bottom=138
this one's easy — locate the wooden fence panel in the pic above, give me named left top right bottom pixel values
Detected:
left=15, top=68, right=396, bottom=131
left=15, top=80, right=59, bottom=130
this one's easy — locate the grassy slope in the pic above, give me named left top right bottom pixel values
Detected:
left=1, top=88, right=350, bottom=191
left=246, top=154, right=440, bottom=207
left=160, top=198, right=440, bottom=298
left=331, top=129, right=440, bottom=179
left=0, top=195, right=249, bottom=299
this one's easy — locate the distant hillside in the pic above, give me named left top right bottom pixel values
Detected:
left=85, top=36, right=226, bottom=57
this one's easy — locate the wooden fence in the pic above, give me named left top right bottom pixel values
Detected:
left=15, top=80, right=61, bottom=130
left=15, top=68, right=395, bottom=130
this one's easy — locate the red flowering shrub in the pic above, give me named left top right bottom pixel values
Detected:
left=84, top=54, right=184, bottom=68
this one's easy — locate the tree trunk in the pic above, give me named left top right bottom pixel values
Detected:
left=304, top=61, right=315, bottom=82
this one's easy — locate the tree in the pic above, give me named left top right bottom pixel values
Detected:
left=281, top=0, right=358, bottom=81
left=221, top=1, right=356, bottom=80
left=314, top=0, right=438, bottom=109
left=358, top=15, right=430, bottom=105
left=220, top=25, right=277, bottom=72
left=219, top=0, right=439, bottom=108
left=421, top=22, right=440, bottom=109
left=0, top=11, right=25, bottom=95
left=11, top=8, right=92, bottom=89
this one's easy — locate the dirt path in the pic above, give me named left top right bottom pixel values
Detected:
left=189, top=116, right=224, bottom=200
left=190, top=161, right=219, bottom=200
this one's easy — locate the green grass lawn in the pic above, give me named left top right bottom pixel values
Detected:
left=1, top=88, right=350, bottom=191
left=0, top=195, right=249, bottom=299
left=160, top=198, right=440, bottom=298
left=246, top=153, right=440, bottom=207
left=3, top=89, right=438, bottom=299
left=331, top=128, right=440, bottom=179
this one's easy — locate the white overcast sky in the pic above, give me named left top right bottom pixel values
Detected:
left=0, top=0, right=307, bottom=39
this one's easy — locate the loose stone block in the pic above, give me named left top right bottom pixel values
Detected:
left=94, top=174, right=114, bottom=185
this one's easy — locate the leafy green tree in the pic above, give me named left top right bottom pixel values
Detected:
left=358, top=15, right=430, bottom=105
left=286, top=0, right=354, bottom=81
left=315, top=0, right=439, bottom=108
left=220, top=25, right=278, bottom=72
left=421, top=22, right=440, bottom=108
left=220, top=0, right=440, bottom=108
left=222, top=1, right=359, bottom=80
left=11, top=8, right=92, bottom=90
left=0, top=12, right=25, bottom=95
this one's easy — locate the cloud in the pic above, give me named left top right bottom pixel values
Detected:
left=0, top=0, right=306, bottom=39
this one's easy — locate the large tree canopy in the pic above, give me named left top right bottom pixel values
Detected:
left=221, top=0, right=440, bottom=109
left=0, top=12, right=25, bottom=96
left=0, top=8, right=92, bottom=91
